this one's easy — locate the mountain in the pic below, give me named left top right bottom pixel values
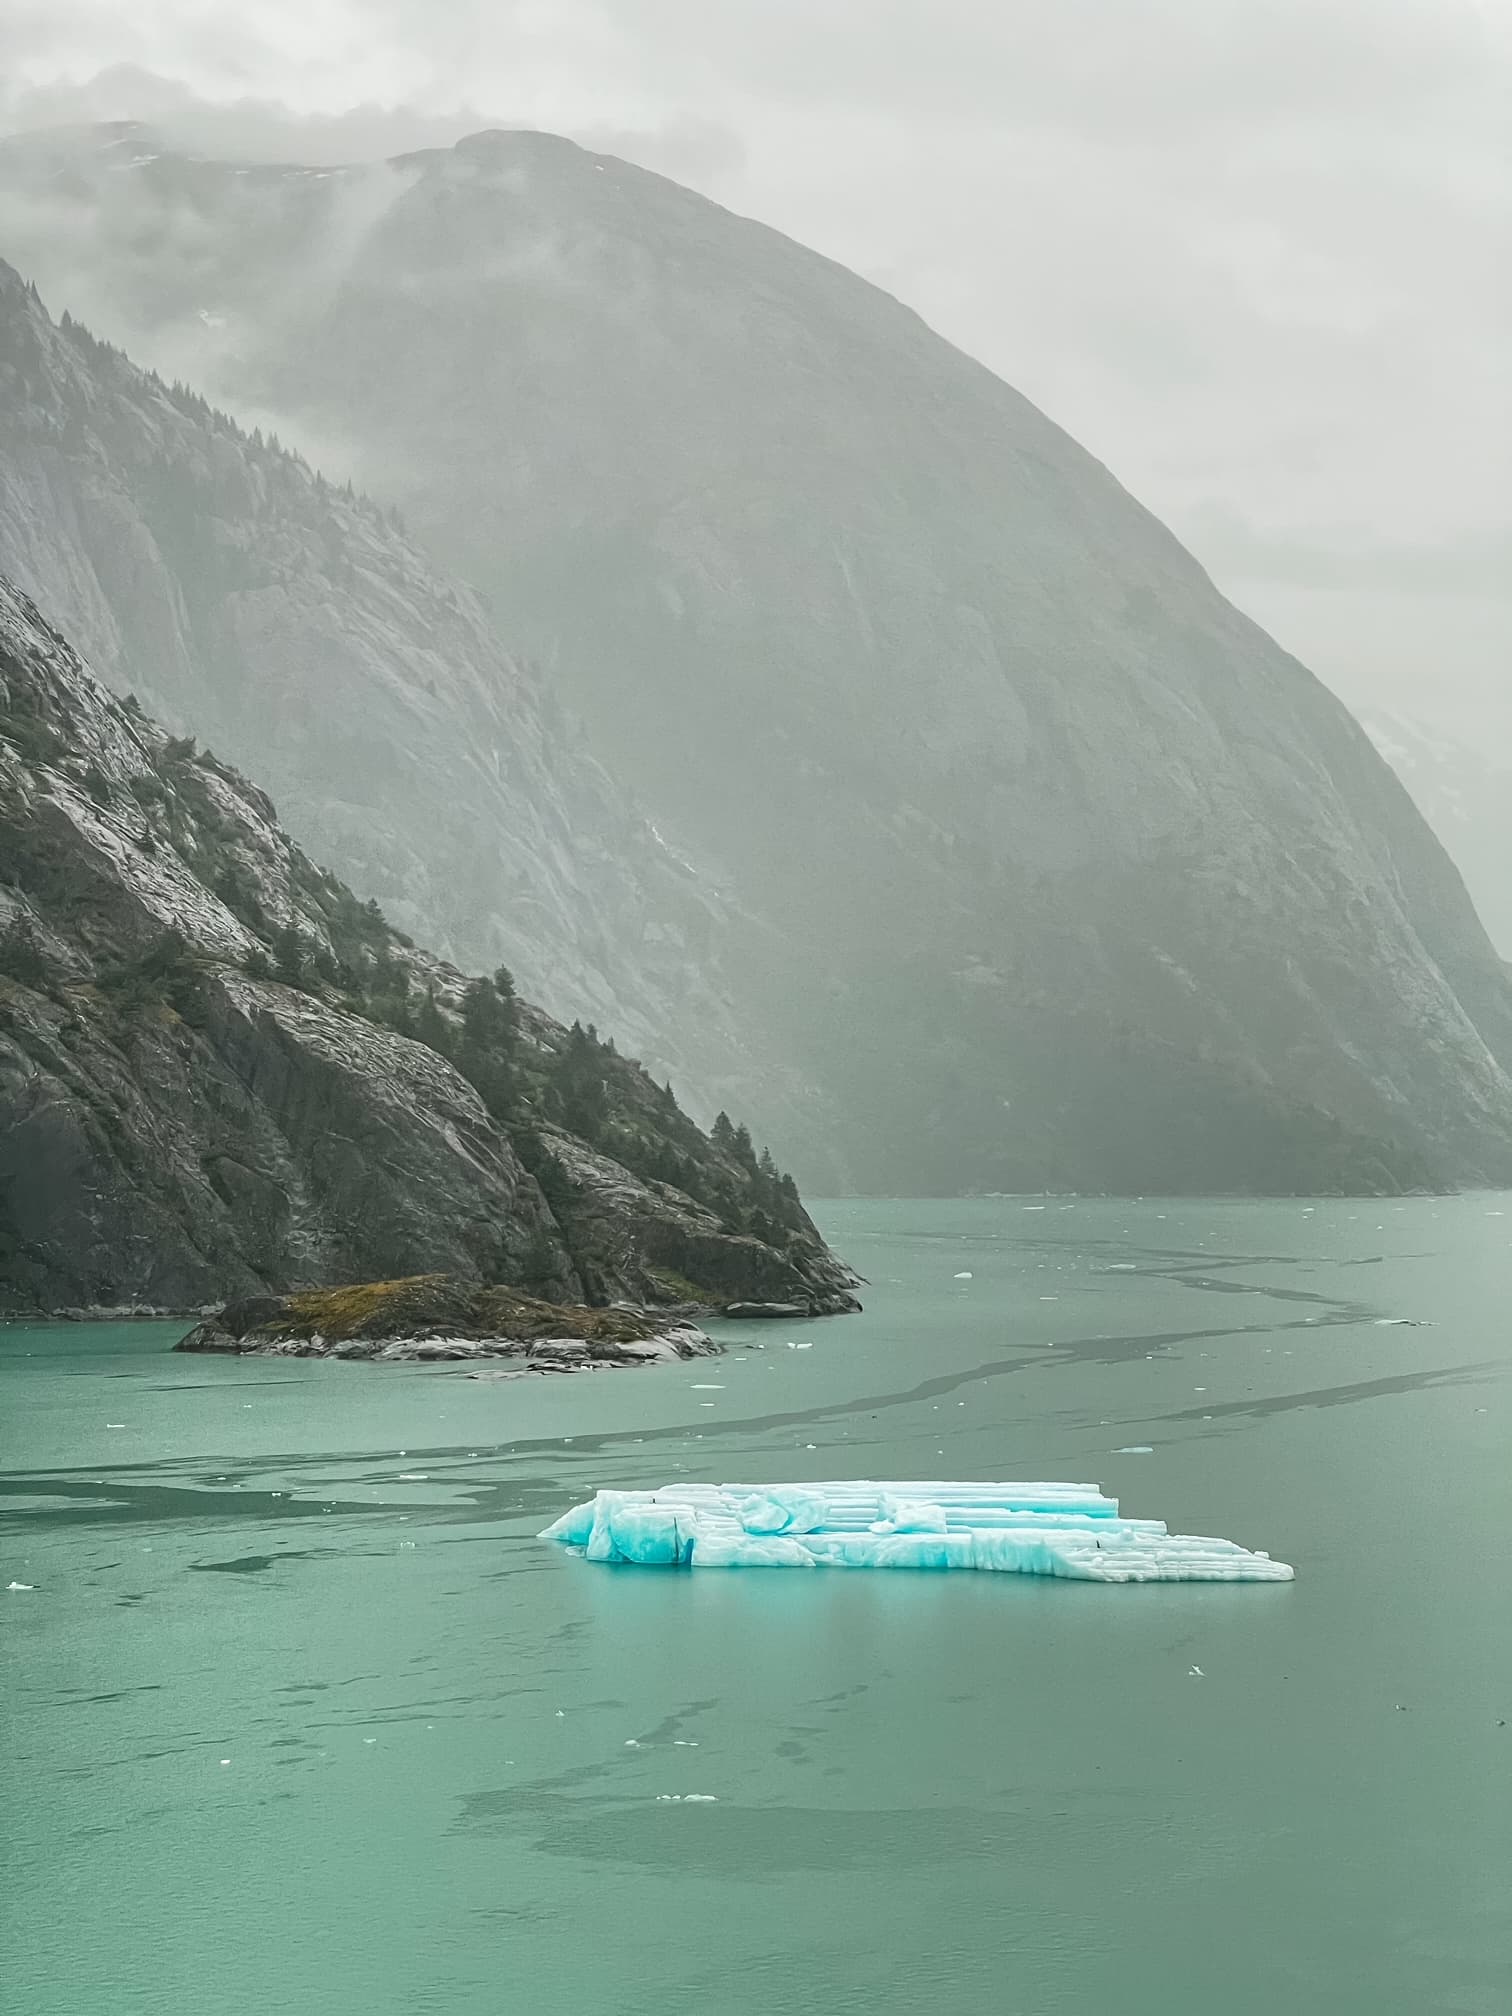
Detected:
left=0, top=574, right=859, bottom=1317
left=0, top=256, right=822, bottom=1152
left=4, top=121, right=1512, bottom=1192
left=1361, top=712, right=1512, bottom=962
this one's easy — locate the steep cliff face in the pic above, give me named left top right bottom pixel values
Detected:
left=5, top=124, right=1512, bottom=1192
left=1361, top=712, right=1512, bottom=963
left=0, top=258, right=819, bottom=1144
left=0, top=576, right=858, bottom=1316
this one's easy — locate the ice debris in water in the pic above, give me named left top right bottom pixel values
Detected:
left=540, top=1481, right=1293, bottom=1582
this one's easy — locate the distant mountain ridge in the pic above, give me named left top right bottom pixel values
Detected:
left=1360, top=710, right=1512, bottom=962
left=3, top=121, right=1512, bottom=1192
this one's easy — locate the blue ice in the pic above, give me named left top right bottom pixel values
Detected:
left=539, top=1480, right=1293, bottom=1582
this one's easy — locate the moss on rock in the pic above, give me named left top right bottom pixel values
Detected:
left=176, top=1273, right=709, bottom=1362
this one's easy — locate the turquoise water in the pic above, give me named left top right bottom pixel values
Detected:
left=3, top=1196, right=1510, bottom=2015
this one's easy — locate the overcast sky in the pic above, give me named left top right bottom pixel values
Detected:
left=1, top=1, right=1507, bottom=739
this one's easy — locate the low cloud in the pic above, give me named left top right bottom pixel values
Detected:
left=0, top=4, right=1505, bottom=736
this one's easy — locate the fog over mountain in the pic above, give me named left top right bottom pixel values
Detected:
left=2, top=119, right=1507, bottom=1195
left=1, top=2, right=1506, bottom=753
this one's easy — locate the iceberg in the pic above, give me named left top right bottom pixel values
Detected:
left=540, top=1480, right=1293, bottom=1583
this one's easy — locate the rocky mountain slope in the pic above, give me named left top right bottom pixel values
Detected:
left=4, top=123, right=1512, bottom=1192
left=1360, top=711, right=1512, bottom=962
left=0, top=256, right=818, bottom=1147
left=0, top=575, right=859, bottom=1316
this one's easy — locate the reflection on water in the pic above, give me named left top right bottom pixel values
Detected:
left=3, top=1196, right=1510, bottom=2016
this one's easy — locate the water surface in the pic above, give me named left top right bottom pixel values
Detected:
left=3, top=1197, right=1510, bottom=2014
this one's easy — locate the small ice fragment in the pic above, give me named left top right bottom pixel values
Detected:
left=794, top=1341, right=812, bottom=1350
left=220, top=1758, right=231, bottom=1766
left=624, top=1739, right=640, bottom=1747
left=7, top=1581, right=35, bottom=1591
left=106, top=1423, right=125, bottom=1429
left=555, top=1710, right=565, bottom=1718
left=690, top=1385, right=724, bottom=1390
left=397, top=1473, right=428, bottom=1481
left=363, top=1738, right=377, bottom=1745
left=1115, top=1446, right=1153, bottom=1455
left=1189, top=1666, right=1204, bottom=1678
left=683, top=1793, right=718, bottom=1802
left=954, top=1271, right=973, bottom=1280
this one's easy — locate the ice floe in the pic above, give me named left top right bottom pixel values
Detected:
left=541, top=1480, right=1292, bottom=1582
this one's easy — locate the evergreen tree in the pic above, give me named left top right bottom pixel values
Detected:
left=271, top=923, right=307, bottom=988
left=553, top=1021, right=607, bottom=1140
left=415, top=986, right=452, bottom=1057
left=461, top=973, right=516, bottom=1053
left=457, top=974, right=518, bottom=1121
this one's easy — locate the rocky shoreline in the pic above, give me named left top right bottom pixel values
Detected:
left=174, top=1274, right=722, bottom=1372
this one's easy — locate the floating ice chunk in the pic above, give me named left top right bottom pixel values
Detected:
left=541, top=1481, right=1293, bottom=1582
left=954, top=1271, right=973, bottom=1280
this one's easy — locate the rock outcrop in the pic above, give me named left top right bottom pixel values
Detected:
left=176, top=1275, right=717, bottom=1370
left=0, top=575, right=860, bottom=1317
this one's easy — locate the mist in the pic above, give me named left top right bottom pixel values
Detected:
left=0, top=4, right=1506, bottom=753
